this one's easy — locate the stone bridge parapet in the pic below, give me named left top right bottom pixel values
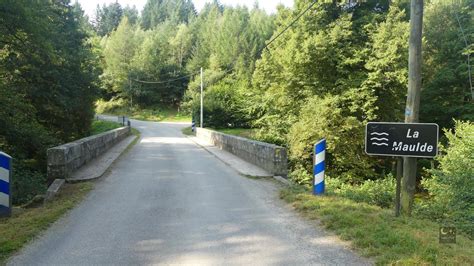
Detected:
left=47, top=126, right=131, bottom=180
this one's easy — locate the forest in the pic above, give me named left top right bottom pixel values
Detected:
left=0, top=0, right=472, bottom=236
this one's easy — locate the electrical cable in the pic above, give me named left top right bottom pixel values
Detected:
left=258, top=0, right=318, bottom=55
left=131, top=72, right=198, bottom=84
left=453, top=7, right=473, bottom=100
left=201, top=0, right=319, bottom=85
left=130, top=0, right=318, bottom=85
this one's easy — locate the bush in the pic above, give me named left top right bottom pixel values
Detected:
left=326, top=175, right=396, bottom=208
left=11, top=167, right=48, bottom=205
left=189, top=77, right=250, bottom=128
left=289, top=164, right=313, bottom=186
left=419, top=120, right=474, bottom=236
left=95, top=98, right=128, bottom=114
left=287, top=94, right=376, bottom=184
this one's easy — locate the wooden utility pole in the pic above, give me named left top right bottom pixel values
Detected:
left=401, top=0, right=424, bottom=216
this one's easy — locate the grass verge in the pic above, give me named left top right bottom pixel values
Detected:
left=131, top=107, right=191, bottom=122
left=181, top=126, right=194, bottom=136
left=281, top=185, right=474, bottom=265
left=0, top=182, right=94, bottom=263
left=212, top=128, right=257, bottom=140
left=90, top=120, right=122, bottom=135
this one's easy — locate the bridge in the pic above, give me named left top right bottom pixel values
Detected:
left=8, top=117, right=367, bottom=265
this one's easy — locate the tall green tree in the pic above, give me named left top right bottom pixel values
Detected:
left=1, top=0, right=101, bottom=202
left=141, top=0, right=196, bottom=30
left=421, top=0, right=474, bottom=129
left=102, top=17, right=143, bottom=100
left=94, top=2, right=123, bottom=36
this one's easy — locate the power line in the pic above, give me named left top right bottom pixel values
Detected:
left=258, top=0, right=318, bottom=55
left=130, top=0, right=318, bottom=85
left=131, top=72, right=198, bottom=84
left=453, top=8, right=473, bottom=100
left=200, top=0, right=319, bottom=85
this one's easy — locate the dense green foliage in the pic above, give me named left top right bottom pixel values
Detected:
left=141, top=0, right=195, bottom=29
left=420, top=2, right=474, bottom=129
left=93, top=2, right=139, bottom=36
left=1, top=0, right=100, bottom=203
left=326, top=176, right=396, bottom=208
left=98, top=1, right=274, bottom=117
left=90, top=120, right=122, bottom=135
left=419, top=120, right=474, bottom=236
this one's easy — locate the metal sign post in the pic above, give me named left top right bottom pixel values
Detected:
left=365, top=122, right=439, bottom=158
left=365, top=122, right=438, bottom=216
left=0, top=152, right=12, bottom=217
left=313, top=139, right=326, bottom=195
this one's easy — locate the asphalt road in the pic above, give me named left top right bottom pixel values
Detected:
left=9, top=118, right=369, bottom=265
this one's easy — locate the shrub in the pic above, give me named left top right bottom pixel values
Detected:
left=11, top=167, right=47, bottom=205
left=95, top=98, right=128, bottom=114
left=189, top=77, right=250, bottom=128
left=326, top=175, right=396, bottom=208
left=289, top=164, right=313, bottom=186
left=287, top=94, right=376, bottom=184
left=419, top=120, right=474, bottom=236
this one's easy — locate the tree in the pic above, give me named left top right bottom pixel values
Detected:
left=140, top=0, right=196, bottom=30
left=420, top=0, right=474, bottom=129
left=0, top=0, right=100, bottom=203
left=102, top=17, right=143, bottom=100
left=362, top=6, right=409, bottom=122
left=123, top=5, right=139, bottom=25
left=94, top=2, right=123, bottom=36
left=169, top=24, right=193, bottom=68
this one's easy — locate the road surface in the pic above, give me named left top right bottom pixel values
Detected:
left=9, top=118, right=369, bottom=265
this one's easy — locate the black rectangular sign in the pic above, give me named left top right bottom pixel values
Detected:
left=365, top=122, right=439, bottom=158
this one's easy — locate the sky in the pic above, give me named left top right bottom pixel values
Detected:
left=77, top=0, right=294, bottom=19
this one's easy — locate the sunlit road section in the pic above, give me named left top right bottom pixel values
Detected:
left=9, top=117, right=369, bottom=265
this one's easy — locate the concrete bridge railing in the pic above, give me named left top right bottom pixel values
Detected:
left=196, top=128, right=288, bottom=177
left=47, top=127, right=131, bottom=180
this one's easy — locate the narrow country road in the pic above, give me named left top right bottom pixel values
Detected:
left=9, top=118, right=369, bottom=265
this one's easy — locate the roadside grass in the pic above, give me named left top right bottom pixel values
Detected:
left=0, top=182, right=93, bottom=264
left=181, top=126, right=194, bottom=136
left=281, top=185, right=474, bottom=265
left=131, top=107, right=191, bottom=122
left=212, top=128, right=257, bottom=140
left=96, top=102, right=191, bottom=122
left=90, top=120, right=122, bottom=135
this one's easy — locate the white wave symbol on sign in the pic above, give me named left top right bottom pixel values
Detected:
left=370, top=132, right=389, bottom=136
left=370, top=131, right=389, bottom=146
left=371, top=142, right=388, bottom=146
left=370, top=137, right=389, bottom=141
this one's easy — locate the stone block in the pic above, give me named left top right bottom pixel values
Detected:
left=44, top=179, right=65, bottom=202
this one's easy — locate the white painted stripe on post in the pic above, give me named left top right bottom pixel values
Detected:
left=0, top=167, right=8, bottom=183
left=0, top=192, right=9, bottom=207
left=315, top=151, right=325, bottom=165
left=314, top=171, right=324, bottom=185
